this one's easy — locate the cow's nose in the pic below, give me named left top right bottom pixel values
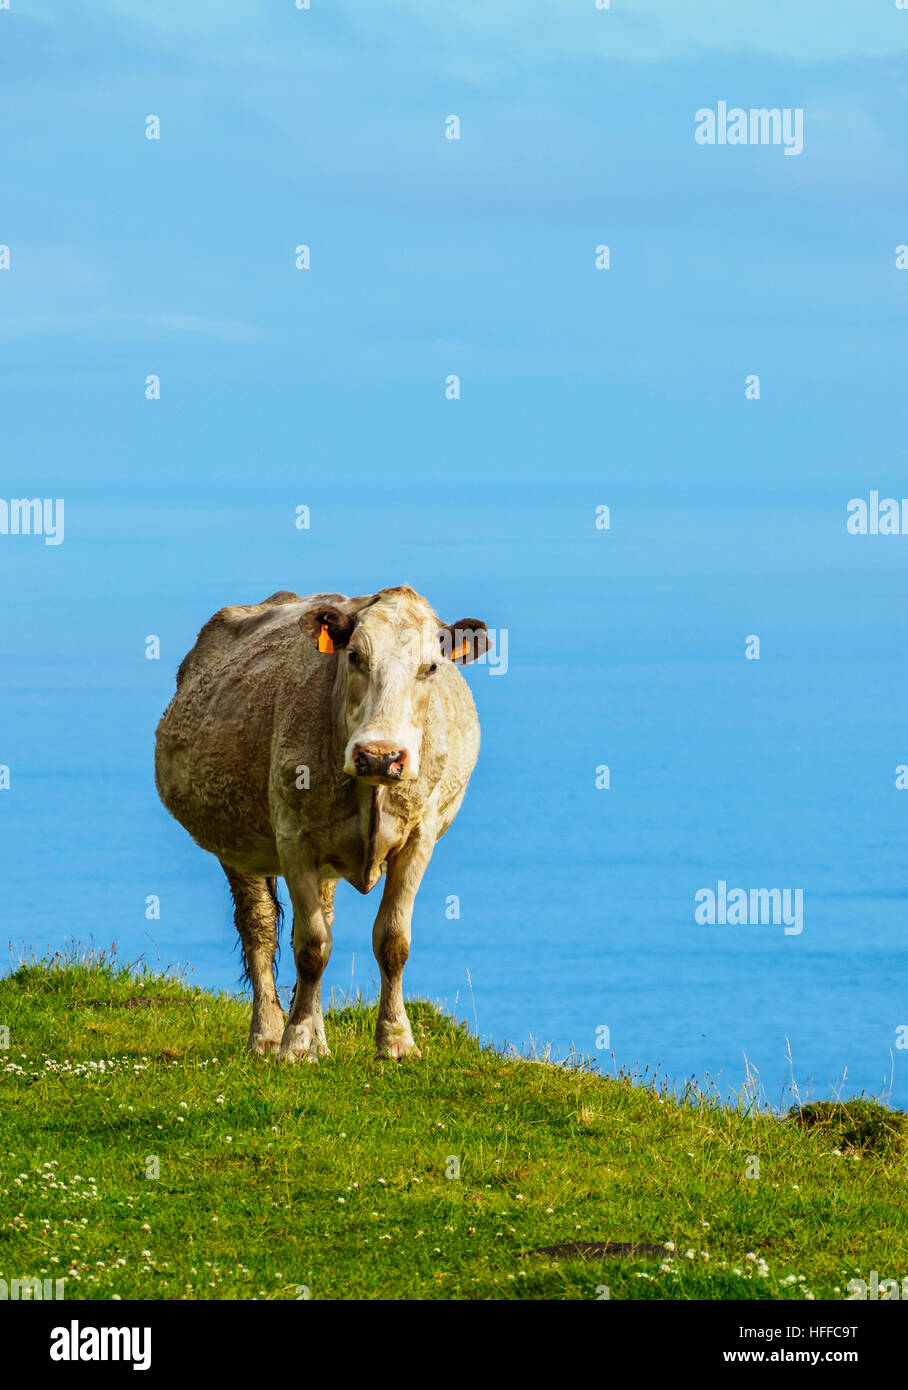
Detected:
left=352, top=744, right=408, bottom=779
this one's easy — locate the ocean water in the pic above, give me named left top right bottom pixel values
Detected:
left=3, top=483, right=905, bottom=1109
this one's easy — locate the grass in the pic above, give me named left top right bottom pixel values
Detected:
left=1, top=947, right=906, bottom=1301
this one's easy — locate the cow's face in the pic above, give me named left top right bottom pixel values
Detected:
left=299, top=588, right=490, bottom=783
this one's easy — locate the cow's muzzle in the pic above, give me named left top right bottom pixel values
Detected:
left=351, top=744, right=409, bottom=780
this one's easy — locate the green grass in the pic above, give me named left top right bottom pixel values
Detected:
left=1, top=948, right=905, bottom=1300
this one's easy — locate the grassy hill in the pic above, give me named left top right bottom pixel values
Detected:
left=1, top=949, right=905, bottom=1301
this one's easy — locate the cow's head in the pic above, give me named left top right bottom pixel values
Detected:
left=299, top=586, right=490, bottom=783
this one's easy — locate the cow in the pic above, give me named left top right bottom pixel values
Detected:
left=154, top=586, right=489, bottom=1063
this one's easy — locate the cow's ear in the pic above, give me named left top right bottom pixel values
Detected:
left=298, top=605, right=355, bottom=653
left=438, top=619, right=492, bottom=665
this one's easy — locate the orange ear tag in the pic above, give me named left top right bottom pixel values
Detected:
left=318, top=623, right=334, bottom=653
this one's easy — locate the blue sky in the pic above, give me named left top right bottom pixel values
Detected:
left=3, top=1, right=907, bottom=405
left=3, top=2, right=908, bottom=1101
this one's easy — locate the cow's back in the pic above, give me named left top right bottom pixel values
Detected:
left=154, top=591, right=338, bottom=870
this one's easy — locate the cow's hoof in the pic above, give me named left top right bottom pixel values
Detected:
left=279, top=1022, right=319, bottom=1064
left=280, top=1042, right=319, bottom=1065
left=246, top=1032, right=282, bottom=1057
left=375, top=1040, right=422, bottom=1061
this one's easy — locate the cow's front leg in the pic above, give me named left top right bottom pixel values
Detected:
left=311, top=878, right=337, bottom=1056
left=373, top=824, right=434, bottom=1061
left=279, top=859, right=333, bottom=1064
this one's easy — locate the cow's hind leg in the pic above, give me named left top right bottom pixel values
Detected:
left=222, top=863, right=286, bottom=1056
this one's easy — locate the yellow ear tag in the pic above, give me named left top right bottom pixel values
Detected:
left=318, top=623, right=334, bottom=653
left=451, top=639, right=468, bottom=661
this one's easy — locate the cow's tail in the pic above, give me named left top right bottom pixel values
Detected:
left=265, top=876, right=284, bottom=971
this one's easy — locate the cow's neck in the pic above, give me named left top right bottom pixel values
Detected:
left=359, top=784, right=388, bottom=892
left=329, top=661, right=406, bottom=892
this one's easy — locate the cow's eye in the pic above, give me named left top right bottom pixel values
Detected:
left=420, top=662, right=438, bottom=678
left=347, top=649, right=361, bottom=667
